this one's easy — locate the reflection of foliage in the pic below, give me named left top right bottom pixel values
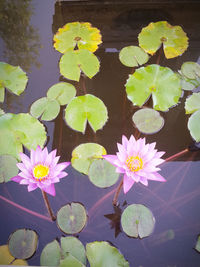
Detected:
left=104, top=205, right=122, bottom=237
left=0, top=0, right=41, bottom=71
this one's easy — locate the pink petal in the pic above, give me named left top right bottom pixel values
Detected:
left=139, top=176, right=148, bottom=186
left=116, top=167, right=125, bottom=173
left=123, top=174, right=135, bottom=194
left=148, top=172, right=166, bottom=182
left=42, top=184, right=56, bottom=196
left=103, top=155, right=118, bottom=165
left=27, top=183, right=38, bottom=192
left=54, top=162, right=70, bottom=172
left=122, top=135, right=129, bottom=149
left=56, top=171, right=68, bottom=179
left=116, top=151, right=127, bottom=162
left=20, top=179, right=31, bottom=185
left=19, top=153, right=32, bottom=169
left=45, top=150, right=57, bottom=166
left=11, top=176, right=23, bottom=183
left=155, top=151, right=165, bottom=158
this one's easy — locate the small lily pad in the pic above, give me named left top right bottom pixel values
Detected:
left=86, top=241, right=129, bottom=267
left=185, top=93, right=200, bottom=114
left=181, top=62, right=200, bottom=79
left=65, top=94, right=108, bottom=133
left=188, top=110, right=200, bottom=142
left=0, top=245, right=28, bottom=265
left=132, top=108, right=164, bottom=134
left=59, top=50, right=100, bottom=82
left=0, top=155, right=18, bottom=183
left=195, top=235, right=200, bottom=253
left=59, top=253, right=85, bottom=267
left=121, top=204, right=155, bottom=238
left=40, top=240, right=61, bottom=266
left=119, top=46, right=149, bottom=67
left=71, top=143, right=107, bottom=175
left=30, top=97, right=60, bottom=121
left=180, top=76, right=199, bottom=91
left=88, top=159, right=120, bottom=188
left=8, top=229, right=38, bottom=259
left=138, top=21, right=188, bottom=59
left=57, top=202, right=87, bottom=234
left=47, top=82, right=76, bottom=105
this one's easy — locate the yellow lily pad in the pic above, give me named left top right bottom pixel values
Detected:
left=0, top=245, right=28, bottom=265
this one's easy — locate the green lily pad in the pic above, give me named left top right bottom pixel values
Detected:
left=0, top=245, right=28, bottom=265
left=30, top=97, right=60, bottom=121
left=8, top=229, right=38, bottom=259
left=0, top=62, right=28, bottom=102
left=0, top=155, right=18, bottom=183
left=121, top=204, right=155, bottom=238
left=188, top=110, right=200, bottom=142
left=181, top=62, right=200, bottom=79
left=88, top=159, right=120, bottom=188
left=86, top=241, right=129, bottom=267
left=138, top=21, right=188, bottom=59
left=195, top=235, right=200, bottom=253
left=65, top=94, right=108, bottom=133
left=59, top=253, right=85, bottom=267
left=71, top=143, right=107, bottom=175
left=57, top=202, right=87, bottom=234
left=53, top=22, right=102, bottom=53
left=40, top=240, right=61, bottom=266
left=181, top=76, right=199, bottom=91
left=59, top=50, right=100, bottom=82
left=125, top=64, right=181, bottom=111
left=185, top=93, right=200, bottom=114
left=47, top=82, right=76, bottom=105
left=132, top=108, right=164, bottom=134
left=119, top=46, right=149, bottom=67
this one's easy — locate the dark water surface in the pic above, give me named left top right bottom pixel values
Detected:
left=1, top=1, right=200, bottom=266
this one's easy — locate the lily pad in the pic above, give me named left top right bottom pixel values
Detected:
left=181, top=62, right=200, bottom=79
left=0, top=245, right=28, bottom=265
left=185, top=93, right=200, bottom=114
left=47, top=82, right=76, bottom=105
left=59, top=253, right=85, bottom=267
left=195, top=235, right=200, bottom=253
left=57, top=202, right=87, bottom=234
left=138, top=21, right=188, bottom=59
left=0, top=155, right=18, bottom=183
left=0, top=62, right=28, bottom=102
left=59, top=50, right=100, bottom=82
left=86, top=241, right=129, bottom=267
left=132, top=108, right=164, bottom=134
left=53, top=22, right=102, bottom=53
left=88, top=159, right=120, bottom=188
left=180, top=76, right=199, bottom=91
left=30, top=97, right=60, bottom=121
left=121, top=204, right=155, bottom=238
left=125, top=64, right=181, bottom=111
left=71, top=143, right=107, bottom=175
left=40, top=240, right=61, bottom=266
left=188, top=110, right=200, bottom=142
left=8, top=229, right=38, bottom=259
left=65, top=94, right=108, bottom=133
left=119, top=46, right=149, bottom=67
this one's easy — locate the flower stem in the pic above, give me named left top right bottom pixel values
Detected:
left=41, top=190, right=56, bottom=221
left=112, top=178, right=123, bottom=206
left=164, top=148, right=189, bottom=162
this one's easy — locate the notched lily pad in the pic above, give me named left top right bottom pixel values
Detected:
left=0, top=155, right=18, bottom=183
left=8, top=229, right=38, bottom=259
left=57, top=202, right=87, bottom=234
left=40, top=240, right=61, bottom=266
left=132, top=108, right=164, bottom=134
left=138, top=21, right=188, bottom=59
left=121, top=204, right=155, bottom=238
left=181, top=62, right=200, bottom=79
left=0, top=245, right=28, bottom=265
left=119, top=46, right=149, bottom=67
left=59, top=254, right=85, bottom=267
left=185, top=93, right=200, bottom=114
left=188, top=109, right=200, bottom=142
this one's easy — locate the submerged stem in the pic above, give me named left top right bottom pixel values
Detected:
left=112, top=178, right=123, bottom=206
left=41, top=190, right=56, bottom=221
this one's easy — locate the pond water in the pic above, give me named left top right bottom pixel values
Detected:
left=1, top=0, right=200, bottom=266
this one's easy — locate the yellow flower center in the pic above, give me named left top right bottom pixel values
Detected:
left=33, top=164, right=49, bottom=181
left=125, top=156, right=143, bottom=172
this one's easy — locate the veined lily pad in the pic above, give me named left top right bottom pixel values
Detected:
left=53, top=22, right=102, bottom=53
left=40, top=240, right=61, bottom=266
left=88, top=159, right=120, bottom=188
left=0, top=62, right=28, bottom=102
left=195, top=235, right=200, bottom=253
left=121, top=204, right=155, bottom=238
left=47, top=82, right=76, bottom=105
left=86, top=241, right=129, bottom=267
left=71, top=143, right=107, bottom=175
left=59, top=50, right=100, bottom=82
left=0, top=155, right=18, bottom=183
left=0, top=245, right=28, bottom=265
left=132, top=108, right=164, bottom=134
left=119, top=46, right=149, bottom=67
left=180, top=76, right=199, bottom=91
left=8, top=229, right=38, bottom=259
left=185, top=93, right=200, bottom=114
left=125, top=64, right=181, bottom=111
left=188, top=109, right=200, bottom=142
left=59, top=254, right=85, bottom=267
left=181, top=62, right=200, bottom=79
left=30, top=97, right=60, bottom=121
left=65, top=94, right=108, bottom=133
left=57, top=202, right=87, bottom=234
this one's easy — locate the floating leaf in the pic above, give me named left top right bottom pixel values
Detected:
left=138, top=21, right=188, bottom=59
left=40, top=240, right=61, bottom=266
left=59, top=253, right=85, bottom=267
left=30, top=97, right=60, bottom=121
left=132, top=108, right=164, bottom=134
left=57, top=203, right=87, bottom=234
left=125, top=64, right=181, bottom=111
left=185, top=93, right=200, bottom=114
left=53, top=22, right=102, bottom=53
left=119, top=46, right=149, bottom=67
left=47, top=82, right=76, bottom=105
left=71, top=143, right=107, bottom=175
left=88, top=159, right=120, bottom=188
left=65, top=94, right=108, bottom=133
left=8, top=229, right=38, bottom=259
left=86, top=241, right=129, bottom=267
left=181, top=76, right=199, bottom=91
left=195, top=235, right=200, bottom=253
left=121, top=204, right=155, bottom=238
left=188, top=110, right=200, bottom=142
left=0, top=62, right=28, bottom=102
left=181, top=62, right=200, bottom=79
left=0, top=155, right=18, bottom=183
left=59, top=50, right=100, bottom=82
left=0, top=245, right=28, bottom=265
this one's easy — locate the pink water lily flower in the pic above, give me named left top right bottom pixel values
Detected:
left=11, top=146, right=70, bottom=196
left=103, top=135, right=166, bottom=194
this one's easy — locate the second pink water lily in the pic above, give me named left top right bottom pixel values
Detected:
left=104, top=135, right=166, bottom=193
